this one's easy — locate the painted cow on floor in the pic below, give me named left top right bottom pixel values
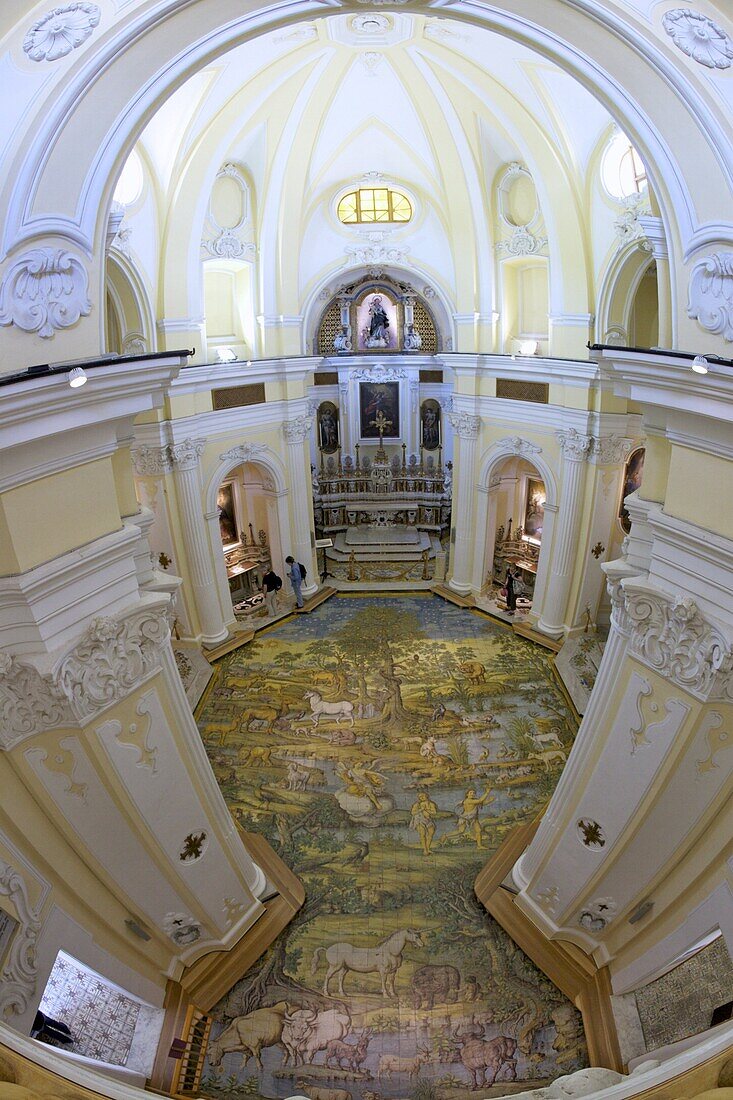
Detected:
left=282, top=1006, right=352, bottom=1066
left=453, top=1029, right=518, bottom=1090
left=207, top=1001, right=291, bottom=1069
left=411, top=963, right=461, bottom=1009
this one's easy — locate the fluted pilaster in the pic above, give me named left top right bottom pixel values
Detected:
left=447, top=412, right=481, bottom=594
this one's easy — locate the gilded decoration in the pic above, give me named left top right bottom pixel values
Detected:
left=197, top=596, right=588, bottom=1099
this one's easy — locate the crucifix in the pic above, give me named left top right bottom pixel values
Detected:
left=369, top=409, right=392, bottom=464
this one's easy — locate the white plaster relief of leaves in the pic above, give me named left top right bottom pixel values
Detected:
left=447, top=411, right=481, bottom=438
left=589, top=435, right=632, bottom=465
left=0, top=653, right=73, bottom=750
left=557, top=428, right=593, bottom=460
left=625, top=587, right=733, bottom=701
left=345, top=243, right=407, bottom=265
left=22, top=3, right=100, bottom=62
left=169, top=438, right=206, bottom=471
left=0, top=860, right=42, bottom=1019
left=688, top=253, right=733, bottom=341
left=632, top=696, right=690, bottom=755
left=495, top=226, right=548, bottom=257
left=111, top=702, right=157, bottom=773
left=29, top=734, right=88, bottom=800
left=627, top=675, right=653, bottom=754
left=282, top=416, right=312, bottom=444
left=493, top=436, right=542, bottom=458
left=696, top=712, right=732, bottom=775
left=613, top=194, right=651, bottom=247
left=201, top=232, right=256, bottom=261
left=662, top=9, right=733, bottom=70
left=0, top=249, right=91, bottom=338
left=350, top=364, right=406, bottom=381
left=131, top=445, right=173, bottom=477
left=55, top=610, right=169, bottom=721
left=220, top=442, right=269, bottom=464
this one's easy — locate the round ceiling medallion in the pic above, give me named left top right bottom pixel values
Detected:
left=351, top=13, right=392, bottom=35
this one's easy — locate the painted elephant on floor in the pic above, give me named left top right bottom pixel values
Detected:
left=411, top=963, right=461, bottom=1009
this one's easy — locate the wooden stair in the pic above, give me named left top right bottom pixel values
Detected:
left=297, top=584, right=337, bottom=613
left=202, top=628, right=255, bottom=662
left=512, top=621, right=564, bottom=652
left=430, top=582, right=475, bottom=608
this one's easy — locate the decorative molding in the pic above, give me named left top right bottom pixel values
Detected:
left=345, top=242, right=407, bottom=265
left=496, top=226, right=548, bottom=257
left=577, top=896, right=617, bottom=933
left=31, top=733, right=87, bottom=799
left=448, top=411, right=481, bottom=439
left=201, top=231, right=256, bottom=261
left=687, top=252, right=733, bottom=341
left=696, top=712, right=731, bottom=774
left=589, top=435, right=632, bottom=465
left=614, top=194, right=651, bottom=246
left=576, top=818, right=606, bottom=850
left=535, top=884, right=560, bottom=915
left=493, top=435, right=542, bottom=459
left=179, top=831, right=208, bottom=862
left=662, top=9, right=733, bottom=69
left=131, top=444, right=173, bottom=477
left=121, top=332, right=146, bottom=356
left=0, top=859, right=42, bottom=1019
left=0, top=248, right=91, bottom=338
left=557, top=428, right=593, bottom=461
left=55, top=609, right=170, bottom=721
left=350, top=364, right=406, bottom=382
left=625, top=587, right=733, bottom=702
left=282, top=416, right=312, bottom=444
left=163, top=912, right=202, bottom=946
left=351, top=12, right=391, bottom=32
left=112, top=704, right=157, bottom=773
left=0, top=654, right=73, bottom=750
left=169, top=438, right=206, bottom=472
left=22, top=3, right=101, bottom=62
left=222, top=896, right=247, bottom=927
left=219, top=442, right=269, bottom=465
left=358, top=50, right=384, bottom=75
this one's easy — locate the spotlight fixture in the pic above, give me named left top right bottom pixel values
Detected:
left=68, top=366, right=87, bottom=388
left=216, top=346, right=238, bottom=363
left=691, top=355, right=709, bottom=375
left=518, top=339, right=539, bottom=356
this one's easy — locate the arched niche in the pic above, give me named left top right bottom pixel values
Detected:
left=204, top=447, right=290, bottom=622
left=314, top=272, right=441, bottom=355
left=472, top=441, right=559, bottom=625
left=104, top=251, right=155, bottom=355
left=596, top=243, right=660, bottom=348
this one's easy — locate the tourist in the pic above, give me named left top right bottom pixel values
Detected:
left=285, top=555, right=304, bottom=608
left=261, top=567, right=282, bottom=617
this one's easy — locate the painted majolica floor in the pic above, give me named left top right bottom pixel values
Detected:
left=197, top=596, right=588, bottom=1100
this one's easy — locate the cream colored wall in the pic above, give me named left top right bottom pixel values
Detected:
left=664, top=447, right=733, bottom=541
left=0, top=461, right=121, bottom=575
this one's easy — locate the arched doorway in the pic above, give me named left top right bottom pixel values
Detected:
left=212, top=461, right=285, bottom=620
left=472, top=444, right=558, bottom=624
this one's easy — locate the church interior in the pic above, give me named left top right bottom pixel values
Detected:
left=0, top=2, right=732, bottom=1100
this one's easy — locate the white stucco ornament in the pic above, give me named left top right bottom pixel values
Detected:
left=662, top=9, right=733, bottom=69
left=0, top=248, right=91, bottom=338
left=23, top=3, right=101, bottom=62
left=688, top=252, right=733, bottom=341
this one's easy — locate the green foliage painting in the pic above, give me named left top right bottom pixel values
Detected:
left=197, top=596, right=587, bottom=1100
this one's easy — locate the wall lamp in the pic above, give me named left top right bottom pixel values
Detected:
left=691, top=353, right=727, bottom=375
left=68, top=366, right=87, bottom=388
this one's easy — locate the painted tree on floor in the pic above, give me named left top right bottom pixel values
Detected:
left=196, top=597, right=588, bottom=1100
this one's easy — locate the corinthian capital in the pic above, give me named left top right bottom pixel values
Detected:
left=282, top=416, right=313, bottom=445
left=131, top=445, right=173, bottom=477
left=169, top=438, right=206, bottom=471
left=448, top=412, right=481, bottom=439
left=557, top=428, right=592, bottom=461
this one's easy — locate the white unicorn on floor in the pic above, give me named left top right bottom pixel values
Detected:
left=303, top=689, right=354, bottom=727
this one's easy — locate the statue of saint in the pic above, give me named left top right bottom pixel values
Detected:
left=366, top=296, right=390, bottom=347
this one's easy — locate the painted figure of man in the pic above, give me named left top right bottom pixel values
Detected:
left=410, top=790, right=438, bottom=855
left=285, top=555, right=304, bottom=608
left=442, top=788, right=494, bottom=849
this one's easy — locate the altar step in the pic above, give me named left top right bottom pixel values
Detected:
left=431, top=583, right=475, bottom=609
left=203, top=628, right=255, bottom=662
left=297, top=585, right=338, bottom=613
left=512, top=621, right=564, bottom=652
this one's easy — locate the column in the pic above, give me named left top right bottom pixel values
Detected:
left=447, top=411, right=481, bottom=594
left=170, top=438, right=228, bottom=646
left=536, top=429, right=591, bottom=637
left=283, top=415, right=318, bottom=595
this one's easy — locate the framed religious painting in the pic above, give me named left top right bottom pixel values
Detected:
left=217, top=482, right=239, bottom=548
left=523, top=477, right=546, bottom=541
left=355, top=290, right=399, bottom=352
left=359, top=382, right=400, bottom=439
left=317, top=401, right=340, bottom=454
left=618, top=446, right=645, bottom=533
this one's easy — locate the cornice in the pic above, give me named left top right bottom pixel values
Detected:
left=440, top=353, right=600, bottom=386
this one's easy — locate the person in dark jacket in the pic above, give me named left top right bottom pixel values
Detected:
left=261, top=567, right=282, bottom=617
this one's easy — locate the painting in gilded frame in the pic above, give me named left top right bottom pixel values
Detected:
left=524, top=477, right=546, bottom=540
left=359, top=381, right=400, bottom=439
left=420, top=398, right=441, bottom=450
left=619, top=447, right=645, bottom=533
left=317, top=401, right=339, bottom=454
left=217, top=482, right=239, bottom=547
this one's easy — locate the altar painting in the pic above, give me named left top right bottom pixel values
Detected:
left=359, top=381, right=400, bottom=439
left=217, top=482, right=238, bottom=547
left=318, top=401, right=340, bottom=454
left=420, top=398, right=441, bottom=450
left=524, top=478, right=546, bottom=540
left=356, top=291, right=399, bottom=352
left=619, top=447, right=645, bottom=534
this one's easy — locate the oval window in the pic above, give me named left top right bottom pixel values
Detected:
left=337, top=187, right=412, bottom=224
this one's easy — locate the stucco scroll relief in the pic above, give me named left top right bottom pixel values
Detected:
left=220, top=442, right=269, bottom=464
left=282, top=416, right=313, bottom=445
left=0, top=859, right=42, bottom=1019
left=625, top=586, right=733, bottom=702
left=0, top=248, right=91, bottom=338
left=687, top=252, right=733, bottom=342
left=493, top=436, right=542, bottom=459
left=662, top=10, right=733, bottom=69
left=22, top=3, right=101, bottom=62
left=696, top=712, right=731, bottom=775
left=55, top=609, right=170, bottom=722
left=27, top=734, right=87, bottom=800
left=447, top=411, right=481, bottom=439
left=110, top=703, right=158, bottom=774
left=350, top=364, right=406, bottom=382
left=0, top=653, right=73, bottom=750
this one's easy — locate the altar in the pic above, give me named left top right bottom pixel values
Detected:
left=331, top=525, right=433, bottom=561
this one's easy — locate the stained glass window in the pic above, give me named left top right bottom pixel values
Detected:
left=337, top=187, right=412, bottom=224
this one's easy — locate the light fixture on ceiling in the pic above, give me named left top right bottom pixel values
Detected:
left=216, top=347, right=238, bottom=363
left=68, top=366, right=87, bottom=388
left=691, top=354, right=709, bottom=375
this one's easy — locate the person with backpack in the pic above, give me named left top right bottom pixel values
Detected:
left=285, top=555, right=306, bottom=609
left=261, top=566, right=282, bottom=617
